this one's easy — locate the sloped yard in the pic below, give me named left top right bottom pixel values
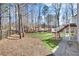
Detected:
left=0, top=32, right=60, bottom=56
left=0, top=34, right=50, bottom=56
left=27, top=32, right=60, bottom=50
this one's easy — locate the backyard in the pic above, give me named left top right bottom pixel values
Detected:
left=0, top=32, right=60, bottom=56
left=0, top=3, right=78, bottom=56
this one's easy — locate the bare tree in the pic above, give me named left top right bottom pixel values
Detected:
left=14, top=4, right=18, bottom=34
left=20, top=14, right=24, bottom=37
left=52, top=3, right=62, bottom=39
left=30, top=4, right=34, bottom=32
left=17, top=4, right=21, bottom=39
left=42, top=5, right=49, bottom=31
left=65, top=4, right=68, bottom=24
left=52, top=3, right=62, bottom=27
left=38, top=3, right=41, bottom=31
left=0, top=4, right=2, bottom=40
left=46, top=14, right=53, bottom=31
left=26, top=4, right=29, bottom=32
left=62, top=4, right=68, bottom=24
left=69, top=3, right=74, bottom=16
left=8, top=4, right=11, bottom=36
left=30, top=4, right=37, bottom=32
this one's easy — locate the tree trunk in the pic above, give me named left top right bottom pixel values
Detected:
left=0, top=4, right=2, bottom=40
left=35, top=16, right=37, bottom=32
left=15, top=4, right=18, bottom=34
left=26, top=5, right=28, bottom=32
left=66, top=4, right=68, bottom=24
left=57, top=15, right=59, bottom=27
left=38, top=4, right=41, bottom=32
left=9, top=5, right=11, bottom=36
left=31, top=5, right=34, bottom=32
left=0, top=17, right=2, bottom=40
left=20, top=14, right=24, bottom=37
left=57, top=15, right=60, bottom=38
left=17, top=4, right=21, bottom=39
left=38, top=16, right=40, bottom=31
left=44, top=15, right=45, bottom=31
left=48, top=16, right=50, bottom=32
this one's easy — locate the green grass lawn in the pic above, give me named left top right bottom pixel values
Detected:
left=27, top=32, right=60, bottom=50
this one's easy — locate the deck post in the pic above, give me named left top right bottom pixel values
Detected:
left=64, top=28, right=66, bottom=40
left=69, top=23, right=71, bottom=41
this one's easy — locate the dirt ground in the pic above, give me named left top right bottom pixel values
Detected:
left=0, top=34, right=50, bottom=56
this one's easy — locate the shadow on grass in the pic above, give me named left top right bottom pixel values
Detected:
left=42, top=38, right=60, bottom=48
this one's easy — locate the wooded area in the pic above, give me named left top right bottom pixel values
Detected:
left=0, top=3, right=77, bottom=40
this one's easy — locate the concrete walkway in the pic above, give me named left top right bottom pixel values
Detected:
left=52, top=37, right=79, bottom=56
